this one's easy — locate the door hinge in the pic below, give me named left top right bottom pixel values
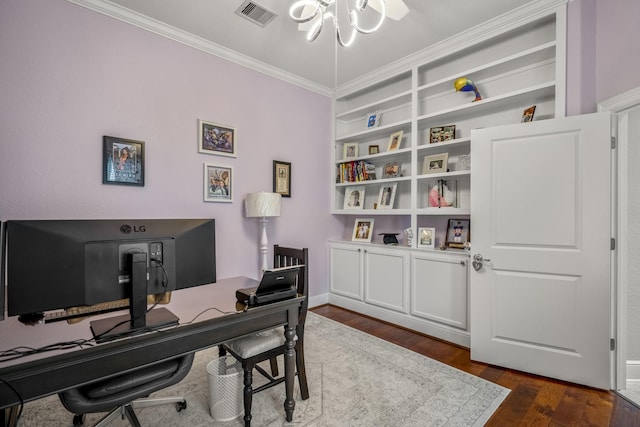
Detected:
left=612, top=136, right=617, bottom=149
left=611, top=338, right=616, bottom=351
left=611, top=238, right=616, bottom=250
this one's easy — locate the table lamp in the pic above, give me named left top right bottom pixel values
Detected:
left=245, top=192, right=282, bottom=272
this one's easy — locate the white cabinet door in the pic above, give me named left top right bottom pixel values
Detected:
left=470, top=112, right=612, bottom=389
left=411, top=252, right=468, bottom=330
left=364, top=247, right=409, bottom=313
left=330, top=243, right=363, bottom=300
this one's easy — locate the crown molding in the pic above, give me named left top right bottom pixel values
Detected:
left=64, top=0, right=334, bottom=97
left=336, top=0, right=568, bottom=97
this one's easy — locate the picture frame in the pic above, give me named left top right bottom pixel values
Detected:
left=377, top=183, right=397, bottom=209
left=417, top=227, right=436, bottom=249
left=365, top=111, right=381, bottom=128
left=103, top=135, right=145, bottom=186
left=429, top=125, right=456, bottom=144
left=387, top=130, right=403, bottom=151
left=382, top=161, right=401, bottom=178
left=344, top=143, right=359, bottom=158
left=352, top=218, right=375, bottom=242
left=204, top=163, right=233, bottom=203
left=273, top=160, right=291, bottom=197
left=368, top=145, right=380, bottom=155
left=422, top=153, right=449, bottom=174
left=521, top=105, right=536, bottom=122
left=344, top=186, right=365, bottom=210
left=445, top=219, right=470, bottom=248
left=198, top=119, right=236, bottom=157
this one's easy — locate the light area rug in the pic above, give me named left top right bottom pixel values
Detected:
left=16, top=312, right=509, bottom=426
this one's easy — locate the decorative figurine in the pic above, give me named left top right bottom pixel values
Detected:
left=454, top=77, right=482, bottom=102
left=404, top=228, right=413, bottom=246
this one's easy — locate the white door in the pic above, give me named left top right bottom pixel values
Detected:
left=470, top=112, right=612, bottom=389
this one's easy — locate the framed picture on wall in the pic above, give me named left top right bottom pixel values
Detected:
left=204, top=163, right=233, bottom=202
left=198, top=119, right=236, bottom=157
left=273, top=160, right=291, bottom=197
left=103, top=135, right=145, bottom=186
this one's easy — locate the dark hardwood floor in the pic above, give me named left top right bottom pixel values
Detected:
left=311, top=304, right=640, bottom=426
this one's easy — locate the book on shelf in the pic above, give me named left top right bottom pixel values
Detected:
left=338, top=161, right=376, bottom=183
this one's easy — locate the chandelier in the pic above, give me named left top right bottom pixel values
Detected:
left=289, top=0, right=387, bottom=47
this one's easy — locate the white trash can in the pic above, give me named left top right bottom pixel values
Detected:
left=206, top=355, right=243, bottom=421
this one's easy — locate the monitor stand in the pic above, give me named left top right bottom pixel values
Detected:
left=90, top=252, right=178, bottom=343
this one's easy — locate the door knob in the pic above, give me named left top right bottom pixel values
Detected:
left=472, top=254, right=490, bottom=271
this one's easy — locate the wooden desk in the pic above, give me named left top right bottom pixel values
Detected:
left=0, top=277, right=303, bottom=426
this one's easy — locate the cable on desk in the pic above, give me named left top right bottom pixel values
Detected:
left=180, top=306, right=243, bottom=325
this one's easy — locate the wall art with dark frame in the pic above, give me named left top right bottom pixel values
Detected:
left=103, top=135, right=145, bottom=186
left=198, top=119, right=236, bottom=157
left=273, top=160, right=291, bottom=197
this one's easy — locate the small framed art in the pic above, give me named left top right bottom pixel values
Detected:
left=422, top=153, right=449, bottom=174
left=344, top=143, right=358, bottom=158
left=344, top=186, right=365, bottom=209
left=429, top=125, right=456, bottom=144
left=352, top=218, right=375, bottom=242
left=273, top=160, right=291, bottom=197
left=521, top=105, right=536, bottom=122
left=387, top=130, right=403, bottom=151
left=428, top=179, right=457, bottom=208
left=377, top=183, right=397, bottom=209
left=103, top=135, right=144, bottom=186
left=382, top=161, right=401, bottom=178
left=418, top=227, right=436, bottom=249
left=198, top=119, right=236, bottom=157
left=445, top=219, right=470, bottom=248
left=369, top=145, right=380, bottom=155
left=204, top=163, right=232, bottom=202
left=366, top=111, right=381, bottom=128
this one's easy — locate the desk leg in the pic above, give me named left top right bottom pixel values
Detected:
left=283, top=323, right=296, bottom=422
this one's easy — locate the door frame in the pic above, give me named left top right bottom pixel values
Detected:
left=599, top=85, right=640, bottom=390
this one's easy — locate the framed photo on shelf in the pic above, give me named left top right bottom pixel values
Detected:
left=366, top=111, right=381, bottom=128
left=344, top=186, right=365, bottom=210
left=418, top=227, right=436, bottom=249
left=382, top=161, right=401, bottom=178
left=521, top=105, right=536, bottom=122
left=422, top=153, right=449, bottom=174
left=103, top=135, right=145, bottom=186
left=352, top=218, right=375, bottom=242
left=377, top=183, right=397, bottom=209
left=387, top=130, right=403, bottom=151
left=198, top=119, right=236, bottom=157
left=273, top=160, right=291, bottom=197
left=369, top=145, right=380, bottom=155
left=204, top=163, right=232, bottom=203
left=445, top=219, right=470, bottom=248
left=429, top=125, right=456, bottom=144
left=343, top=143, right=358, bottom=158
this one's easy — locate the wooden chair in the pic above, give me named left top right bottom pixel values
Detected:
left=219, top=245, right=309, bottom=426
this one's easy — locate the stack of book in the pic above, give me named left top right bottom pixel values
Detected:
left=337, top=161, right=376, bottom=183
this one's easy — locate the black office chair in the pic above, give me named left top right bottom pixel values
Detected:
left=219, top=245, right=309, bottom=427
left=58, top=352, right=194, bottom=427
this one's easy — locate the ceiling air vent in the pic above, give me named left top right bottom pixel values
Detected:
left=235, top=1, right=277, bottom=28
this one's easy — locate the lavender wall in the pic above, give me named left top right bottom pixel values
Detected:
left=0, top=0, right=341, bottom=299
left=566, top=0, right=640, bottom=114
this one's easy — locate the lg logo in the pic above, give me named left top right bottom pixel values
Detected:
left=120, top=224, right=146, bottom=234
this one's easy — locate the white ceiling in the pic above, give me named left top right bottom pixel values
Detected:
left=85, top=0, right=534, bottom=92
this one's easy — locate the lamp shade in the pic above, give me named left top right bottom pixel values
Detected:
left=245, top=192, right=281, bottom=218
